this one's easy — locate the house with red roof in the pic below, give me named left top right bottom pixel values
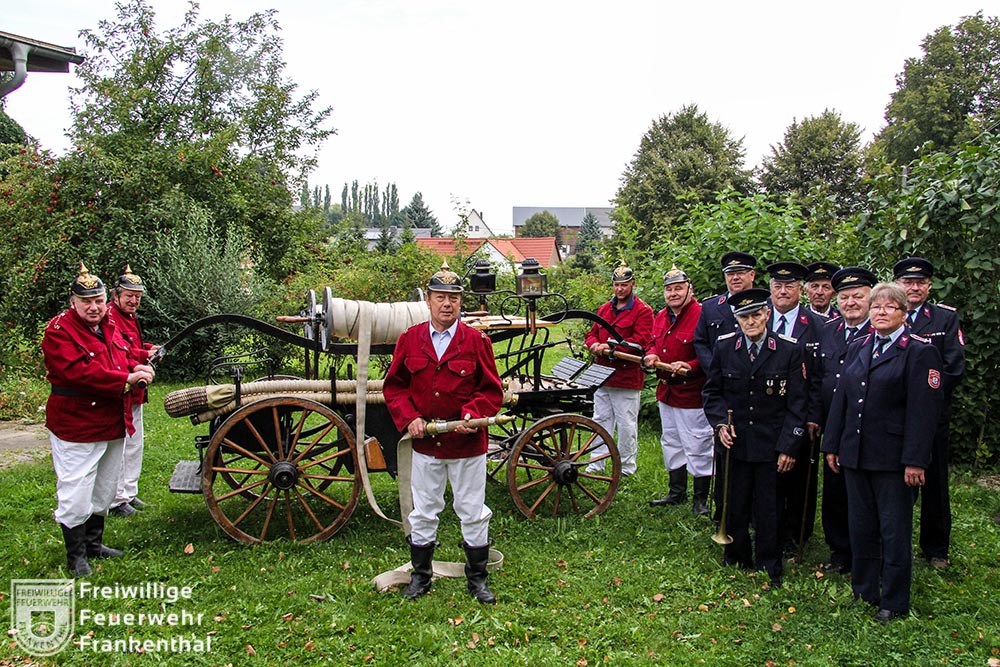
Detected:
left=415, top=237, right=562, bottom=272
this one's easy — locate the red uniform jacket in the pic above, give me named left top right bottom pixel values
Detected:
left=585, top=295, right=654, bottom=390
left=42, top=307, right=139, bottom=442
left=383, top=321, right=504, bottom=459
left=645, top=299, right=705, bottom=409
left=109, top=301, right=153, bottom=405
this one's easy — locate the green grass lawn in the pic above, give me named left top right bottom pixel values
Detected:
left=2, top=382, right=1000, bottom=666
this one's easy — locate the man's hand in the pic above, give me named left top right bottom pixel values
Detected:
left=127, top=364, right=154, bottom=389
left=717, top=423, right=736, bottom=449
left=453, top=413, right=476, bottom=434
left=589, top=342, right=610, bottom=356
left=904, top=465, right=925, bottom=487
left=407, top=417, right=427, bottom=439
left=826, top=453, right=841, bottom=474
left=777, top=453, right=796, bottom=473
left=807, top=422, right=821, bottom=440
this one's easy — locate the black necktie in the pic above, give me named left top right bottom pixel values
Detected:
left=846, top=326, right=858, bottom=342
left=873, top=336, right=889, bottom=358
left=776, top=315, right=787, bottom=336
left=907, top=310, right=917, bottom=325
left=749, top=342, right=758, bottom=362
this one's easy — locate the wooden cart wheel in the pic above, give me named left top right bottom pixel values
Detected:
left=485, top=412, right=532, bottom=482
left=203, top=397, right=361, bottom=543
left=505, top=413, right=620, bottom=519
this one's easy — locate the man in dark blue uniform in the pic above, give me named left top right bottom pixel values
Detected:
left=893, top=257, right=965, bottom=569
left=816, top=266, right=877, bottom=574
left=822, top=282, right=943, bottom=621
left=702, top=288, right=808, bottom=588
left=804, top=262, right=841, bottom=320
left=693, top=251, right=757, bottom=372
left=694, top=251, right=757, bottom=523
left=766, top=262, right=824, bottom=557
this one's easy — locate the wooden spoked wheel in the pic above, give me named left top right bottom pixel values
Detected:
left=203, top=397, right=361, bottom=543
left=505, top=413, right=620, bottom=519
left=485, top=412, right=532, bottom=482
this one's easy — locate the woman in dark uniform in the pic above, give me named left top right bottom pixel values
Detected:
left=822, top=282, right=943, bottom=622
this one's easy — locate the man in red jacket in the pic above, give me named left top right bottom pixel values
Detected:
left=42, top=264, right=154, bottom=576
left=644, top=267, right=713, bottom=515
left=108, top=265, right=160, bottom=517
left=383, top=262, right=504, bottom=603
left=584, top=262, right=654, bottom=476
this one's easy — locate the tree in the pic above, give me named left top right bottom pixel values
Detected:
left=874, top=12, right=1000, bottom=166
left=576, top=211, right=603, bottom=255
left=647, top=192, right=857, bottom=299
left=521, top=210, right=562, bottom=247
left=861, top=133, right=1000, bottom=464
left=0, top=106, right=27, bottom=145
left=0, top=0, right=335, bottom=338
left=759, top=109, right=865, bottom=218
left=613, top=104, right=753, bottom=254
left=402, top=191, right=442, bottom=236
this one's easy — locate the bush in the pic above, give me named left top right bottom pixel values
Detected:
left=140, top=194, right=277, bottom=380
left=861, top=135, right=1000, bottom=465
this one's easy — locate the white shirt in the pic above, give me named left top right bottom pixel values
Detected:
left=772, top=304, right=800, bottom=335
left=430, top=320, right=459, bottom=360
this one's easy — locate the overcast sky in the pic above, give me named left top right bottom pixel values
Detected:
left=2, top=1, right=991, bottom=234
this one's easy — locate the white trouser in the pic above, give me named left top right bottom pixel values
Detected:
left=50, top=434, right=125, bottom=529
left=657, top=402, right=714, bottom=477
left=115, top=404, right=144, bottom=505
left=409, top=451, right=491, bottom=547
left=587, top=386, right=640, bottom=475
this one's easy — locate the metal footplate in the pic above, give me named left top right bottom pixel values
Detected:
left=550, top=356, right=587, bottom=382
left=575, top=363, right=616, bottom=389
left=169, top=460, right=203, bottom=494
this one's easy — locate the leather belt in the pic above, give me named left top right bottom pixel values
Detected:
left=50, top=385, right=87, bottom=397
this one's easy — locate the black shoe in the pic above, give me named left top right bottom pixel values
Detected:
left=402, top=537, right=436, bottom=600
left=462, top=541, right=497, bottom=604
left=110, top=503, right=138, bottom=518
left=60, top=523, right=92, bottom=577
left=874, top=608, right=906, bottom=623
left=691, top=476, right=711, bottom=516
left=823, top=561, right=850, bottom=575
left=84, top=515, right=123, bottom=559
left=768, top=577, right=782, bottom=589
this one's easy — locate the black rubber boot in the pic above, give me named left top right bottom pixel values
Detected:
left=402, top=536, right=435, bottom=599
left=651, top=467, right=688, bottom=506
left=692, top=476, right=711, bottom=516
left=462, top=541, right=497, bottom=604
left=85, top=515, right=123, bottom=559
left=60, top=523, right=92, bottom=577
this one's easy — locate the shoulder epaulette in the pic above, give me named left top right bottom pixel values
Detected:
left=937, top=303, right=957, bottom=312
left=718, top=331, right=738, bottom=341
left=701, top=294, right=723, bottom=305
left=910, top=333, right=931, bottom=344
left=778, top=334, right=798, bottom=344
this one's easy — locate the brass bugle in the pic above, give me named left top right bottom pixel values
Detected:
left=712, top=409, right=734, bottom=546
